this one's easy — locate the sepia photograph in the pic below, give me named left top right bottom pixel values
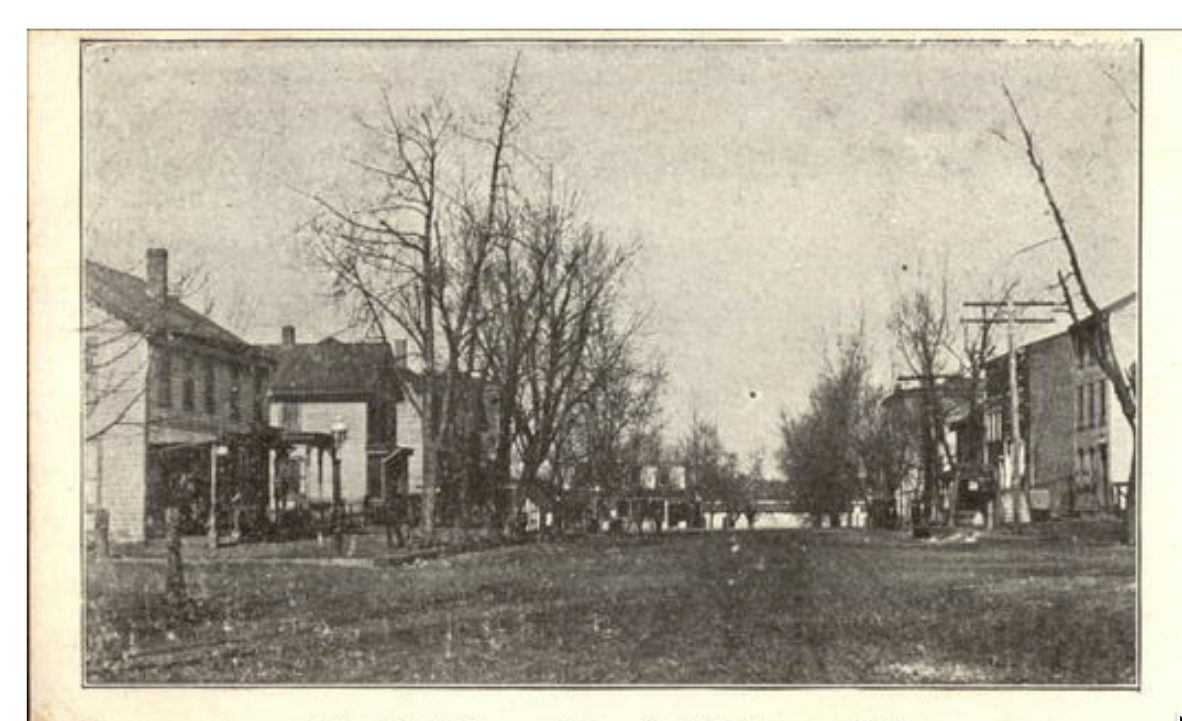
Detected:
left=72, top=36, right=1139, bottom=687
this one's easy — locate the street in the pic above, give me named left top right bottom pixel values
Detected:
left=86, top=528, right=1135, bottom=685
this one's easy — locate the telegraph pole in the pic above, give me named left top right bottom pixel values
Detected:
left=962, top=299, right=1060, bottom=525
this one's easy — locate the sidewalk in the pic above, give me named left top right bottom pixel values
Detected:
left=98, top=526, right=507, bottom=567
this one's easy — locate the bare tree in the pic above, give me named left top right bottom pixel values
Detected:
left=888, top=275, right=956, bottom=524
left=558, top=323, right=666, bottom=517
left=1002, top=86, right=1138, bottom=544
left=306, top=63, right=523, bottom=535
left=307, top=57, right=649, bottom=537
left=479, top=191, right=636, bottom=535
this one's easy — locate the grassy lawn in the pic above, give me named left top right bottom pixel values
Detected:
left=85, top=528, right=1135, bottom=685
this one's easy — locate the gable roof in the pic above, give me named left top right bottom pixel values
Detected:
left=85, top=259, right=263, bottom=358
left=265, top=338, right=402, bottom=400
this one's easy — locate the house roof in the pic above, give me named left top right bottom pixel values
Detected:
left=1102, top=291, right=1137, bottom=315
left=265, top=338, right=402, bottom=399
left=85, top=259, right=263, bottom=358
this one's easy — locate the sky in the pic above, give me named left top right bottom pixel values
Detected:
left=83, top=39, right=1139, bottom=469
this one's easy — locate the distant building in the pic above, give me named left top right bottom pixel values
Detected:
left=85, top=249, right=276, bottom=541
left=881, top=380, right=966, bottom=524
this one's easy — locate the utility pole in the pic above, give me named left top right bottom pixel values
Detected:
left=963, top=299, right=1059, bottom=525
left=1006, top=299, right=1025, bottom=522
left=208, top=442, right=219, bottom=550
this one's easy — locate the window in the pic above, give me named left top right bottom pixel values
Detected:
left=280, top=402, right=300, bottom=431
left=1077, top=449, right=1088, bottom=486
left=203, top=358, right=216, bottom=414
left=253, top=369, right=266, bottom=423
left=157, top=351, right=172, bottom=408
left=1098, top=380, right=1107, bottom=426
left=985, top=409, right=1003, bottom=443
left=1076, top=385, right=1085, bottom=429
left=1096, top=443, right=1108, bottom=489
left=1084, top=448, right=1097, bottom=487
left=367, top=402, right=383, bottom=441
left=181, top=354, right=195, bottom=411
left=229, top=366, right=241, bottom=421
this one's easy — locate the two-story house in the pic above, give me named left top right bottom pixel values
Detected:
left=85, top=249, right=276, bottom=542
left=265, top=328, right=406, bottom=512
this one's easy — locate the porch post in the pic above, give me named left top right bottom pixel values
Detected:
left=207, top=443, right=218, bottom=550
left=267, top=448, right=277, bottom=520
left=298, top=445, right=307, bottom=496
left=317, top=447, right=325, bottom=501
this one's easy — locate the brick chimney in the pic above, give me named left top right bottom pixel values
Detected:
left=281, top=325, right=296, bottom=346
left=146, top=248, right=168, bottom=300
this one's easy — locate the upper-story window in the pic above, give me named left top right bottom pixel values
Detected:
left=182, top=354, right=196, bottom=412
left=280, top=402, right=300, bottom=431
left=229, top=366, right=241, bottom=421
left=203, top=358, right=216, bottom=414
left=157, top=350, right=172, bottom=408
left=986, top=408, right=1003, bottom=443
left=367, top=401, right=380, bottom=441
left=1076, top=379, right=1108, bottom=430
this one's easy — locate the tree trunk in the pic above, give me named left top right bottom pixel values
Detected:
left=938, top=437, right=960, bottom=528
left=1123, top=443, right=1136, bottom=546
left=421, top=432, right=438, bottom=539
left=945, top=474, right=960, bottom=528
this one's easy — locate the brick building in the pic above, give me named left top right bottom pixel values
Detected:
left=981, top=292, right=1136, bottom=520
